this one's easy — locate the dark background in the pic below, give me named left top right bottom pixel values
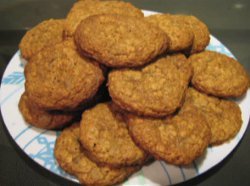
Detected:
left=0, top=0, right=249, bottom=185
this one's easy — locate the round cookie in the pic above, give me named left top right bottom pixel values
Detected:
left=108, top=54, right=192, bottom=117
left=19, top=93, right=76, bottom=129
left=189, top=51, right=249, bottom=98
left=64, top=0, right=143, bottom=37
left=146, top=14, right=194, bottom=52
left=19, top=19, right=64, bottom=60
left=75, top=14, right=169, bottom=68
left=182, top=88, right=242, bottom=145
left=54, top=123, right=138, bottom=186
left=172, top=15, right=210, bottom=54
left=25, top=39, right=104, bottom=110
left=79, top=103, right=147, bottom=168
left=127, top=107, right=211, bottom=165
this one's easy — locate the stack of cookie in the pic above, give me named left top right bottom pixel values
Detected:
left=18, top=0, right=249, bottom=185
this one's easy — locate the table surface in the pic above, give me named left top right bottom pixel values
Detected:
left=0, top=0, right=249, bottom=186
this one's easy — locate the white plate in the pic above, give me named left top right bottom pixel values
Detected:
left=1, top=10, right=250, bottom=186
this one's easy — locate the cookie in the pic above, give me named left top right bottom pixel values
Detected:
left=54, top=123, right=139, bottom=186
left=75, top=14, right=169, bottom=68
left=127, top=107, right=211, bottom=165
left=189, top=51, right=249, bottom=98
left=79, top=103, right=147, bottom=167
left=108, top=54, right=192, bottom=117
left=19, top=19, right=64, bottom=60
left=25, top=39, right=104, bottom=110
left=64, top=0, right=143, bottom=37
left=170, top=15, right=210, bottom=54
left=182, top=88, right=242, bottom=145
left=146, top=14, right=194, bottom=52
left=19, top=93, right=76, bottom=129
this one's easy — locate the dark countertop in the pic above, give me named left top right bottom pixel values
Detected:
left=0, top=0, right=249, bottom=186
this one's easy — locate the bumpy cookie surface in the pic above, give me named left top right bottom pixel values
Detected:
left=19, top=93, right=76, bottom=129
left=171, top=15, right=210, bottom=54
left=182, top=88, right=242, bottom=145
left=54, top=124, right=138, bottom=186
left=189, top=51, right=249, bottom=98
left=19, top=19, right=64, bottom=60
left=25, top=39, right=104, bottom=110
left=146, top=14, right=194, bottom=52
left=79, top=103, right=147, bottom=167
left=75, top=14, right=169, bottom=68
left=108, top=54, right=192, bottom=117
left=64, top=0, right=143, bottom=37
left=127, top=108, right=211, bottom=165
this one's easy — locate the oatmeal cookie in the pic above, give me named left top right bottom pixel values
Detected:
left=182, top=88, right=242, bottom=145
left=25, top=39, right=104, bottom=110
left=146, top=14, right=194, bottom=52
left=64, top=0, right=143, bottom=37
left=127, top=107, right=211, bottom=165
left=189, top=51, right=249, bottom=98
left=108, top=54, right=192, bottom=117
left=79, top=103, right=147, bottom=167
left=172, top=15, right=210, bottom=54
left=19, top=93, right=76, bottom=129
left=19, top=19, right=64, bottom=60
left=54, top=123, right=139, bottom=186
left=75, top=14, right=169, bottom=67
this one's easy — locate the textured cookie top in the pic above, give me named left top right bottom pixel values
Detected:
left=25, top=39, right=104, bottom=110
left=75, top=14, right=169, bottom=68
left=19, top=19, right=64, bottom=60
left=189, top=51, right=249, bottom=98
left=79, top=103, right=147, bottom=167
left=64, top=0, right=143, bottom=37
left=171, top=15, right=210, bottom=54
left=127, top=108, right=211, bottom=165
left=146, top=14, right=194, bottom=52
left=19, top=93, right=75, bottom=129
left=108, top=54, right=192, bottom=117
left=54, top=124, right=137, bottom=186
left=182, top=88, right=242, bottom=145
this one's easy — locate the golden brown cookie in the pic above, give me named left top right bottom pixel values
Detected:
left=108, top=54, right=192, bottom=117
left=64, top=0, right=143, bottom=37
left=146, top=14, right=194, bottom=52
left=189, top=51, right=249, bottom=98
left=54, top=124, right=81, bottom=174
left=79, top=103, right=147, bottom=168
left=127, top=107, right=211, bottom=165
left=182, top=88, right=242, bottom=145
left=171, top=15, right=210, bottom=54
left=19, top=19, right=64, bottom=60
left=25, top=39, right=104, bottom=110
left=75, top=14, right=169, bottom=68
left=18, top=93, right=76, bottom=129
left=54, top=123, right=139, bottom=186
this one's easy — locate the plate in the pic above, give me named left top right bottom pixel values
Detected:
left=1, top=10, right=250, bottom=186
